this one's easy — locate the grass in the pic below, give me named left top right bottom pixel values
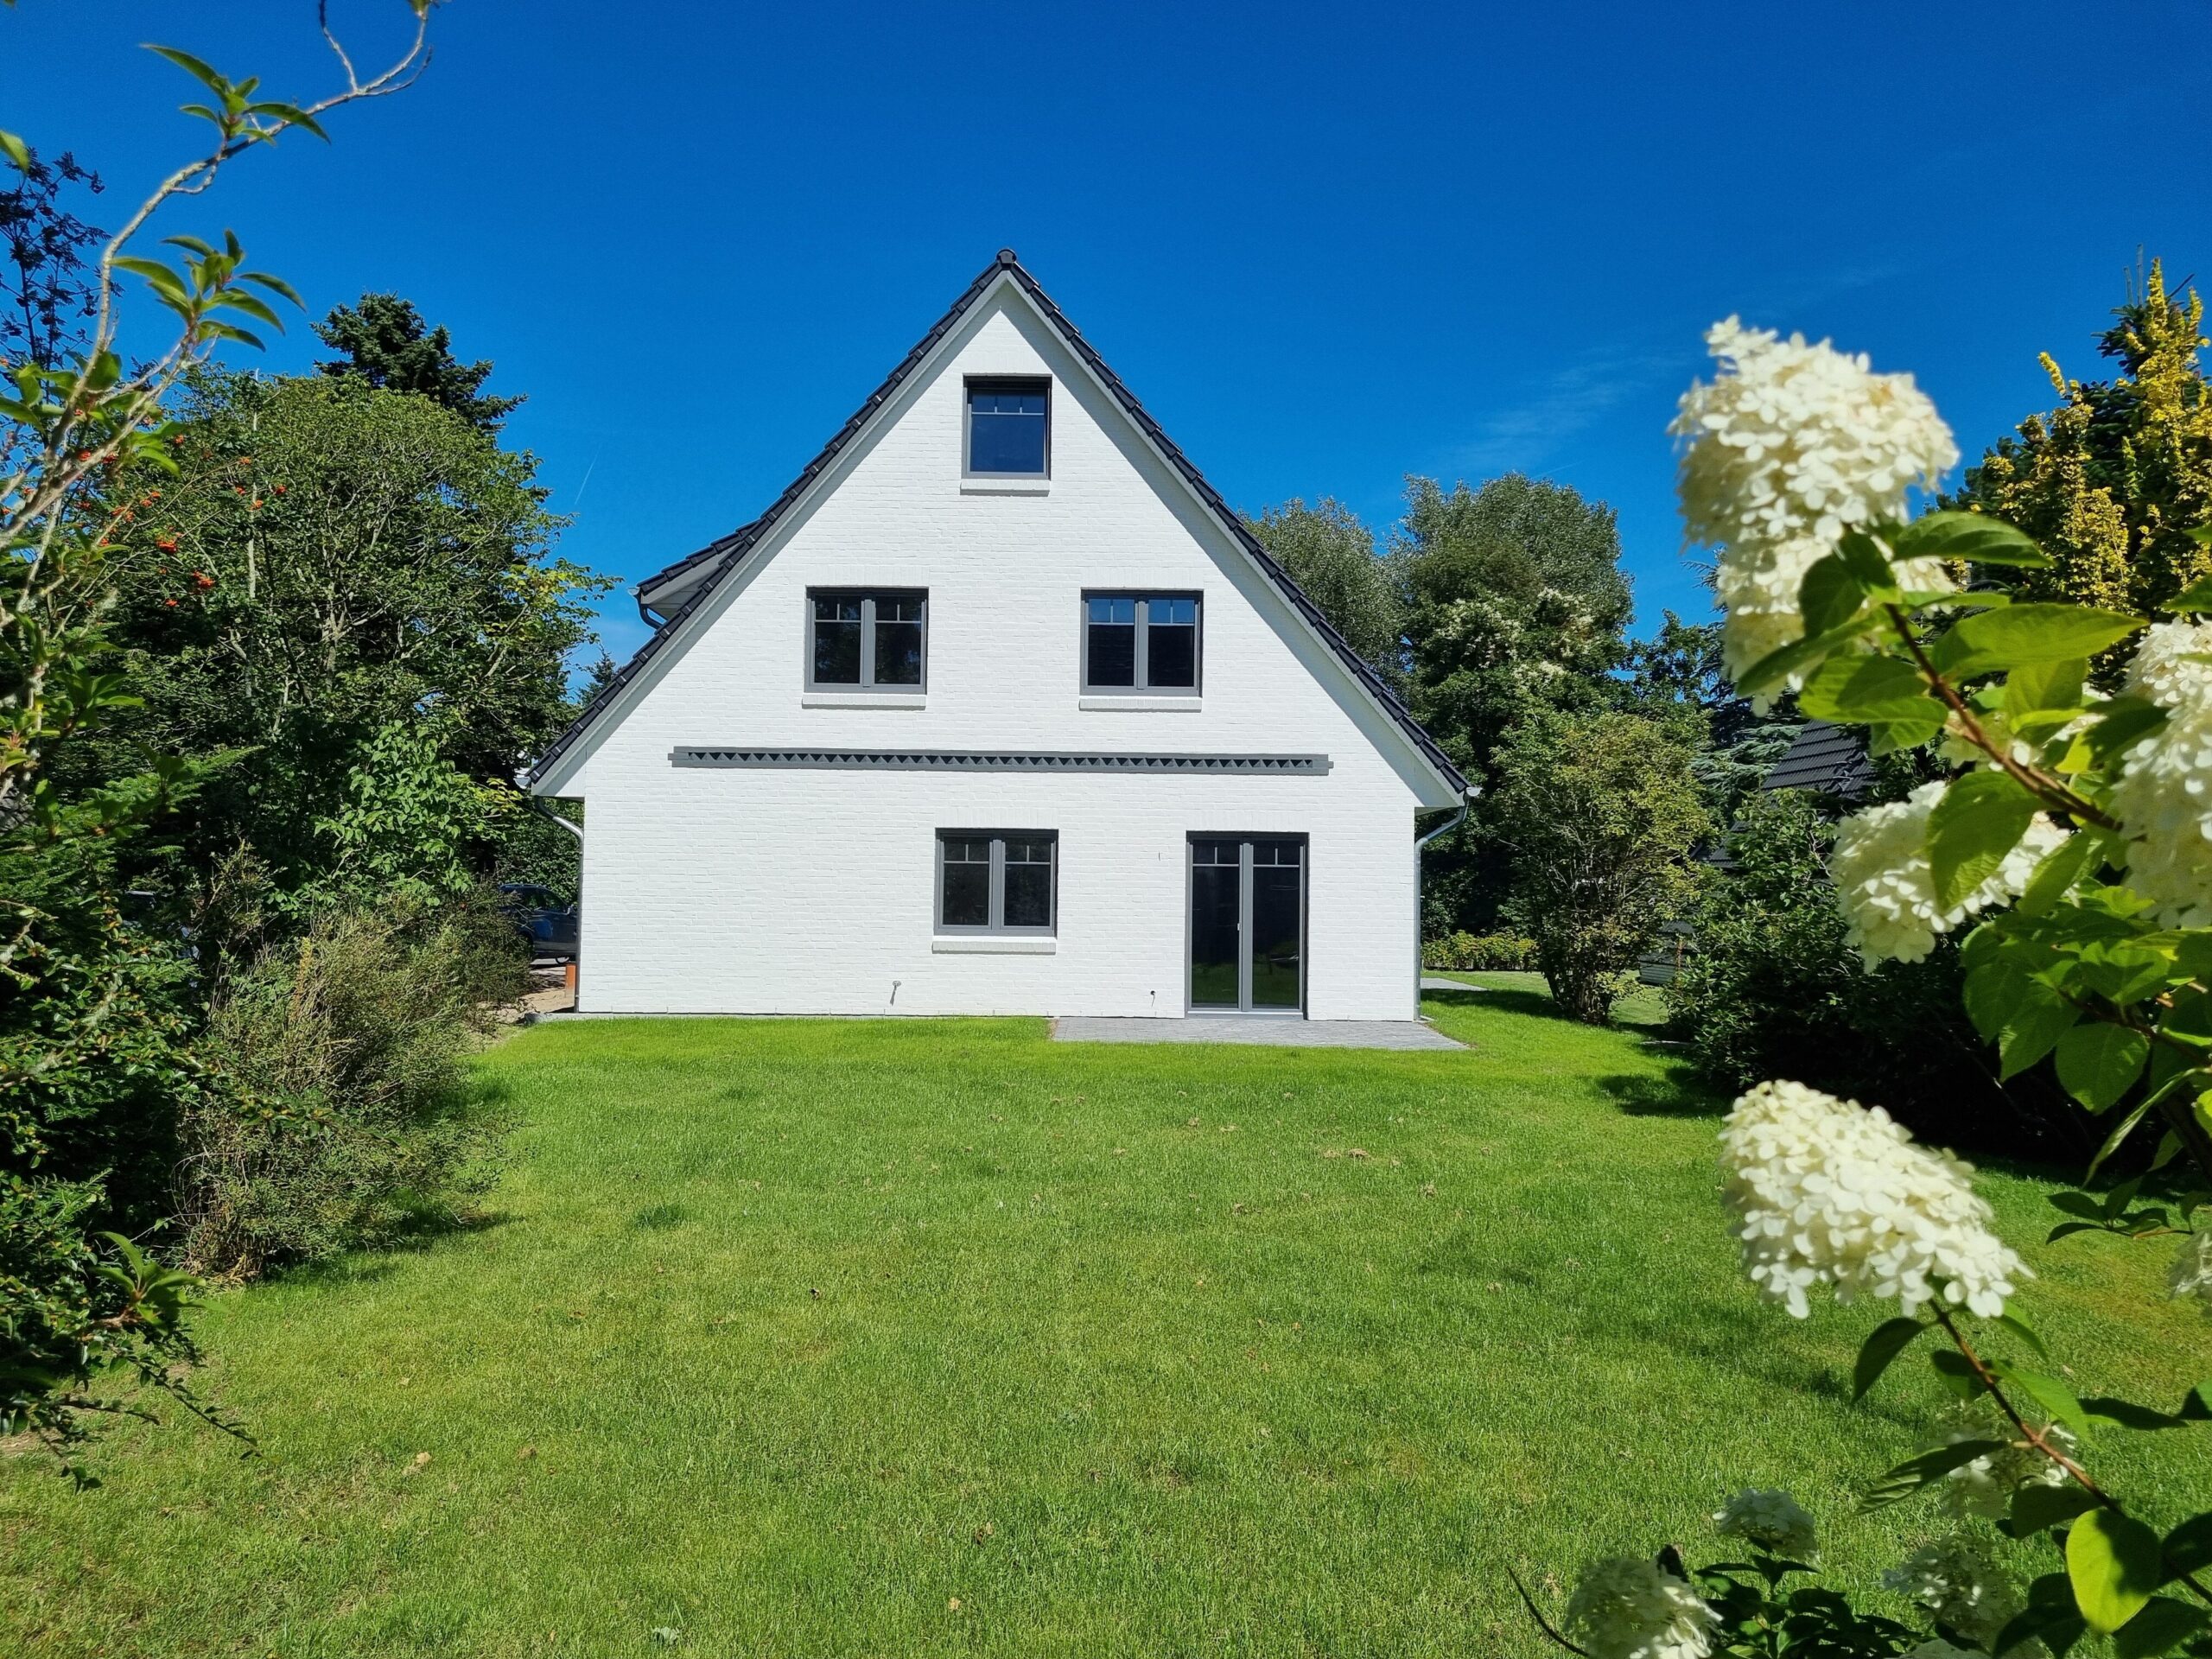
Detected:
left=8, top=978, right=2212, bottom=1656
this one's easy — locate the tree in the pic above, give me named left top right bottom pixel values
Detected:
left=1247, top=497, right=1402, bottom=686
left=1, top=8, right=437, bottom=1475
left=314, top=291, right=519, bottom=433
left=95, top=371, right=603, bottom=943
left=0, top=143, right=102, bottom=373
left=1395, top=473, right=1637, bottom=934
left=1619, top=613, right=1800, bottom=825
left=1488, top=706, right=1710, bottom=1023
left=1950, top=258, right=2212, bottom=620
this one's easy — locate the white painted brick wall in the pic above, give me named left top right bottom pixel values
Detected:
left=551, top=283, right=1457, bottom=1020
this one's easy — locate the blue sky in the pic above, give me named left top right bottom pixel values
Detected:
left=11, top=1, right=2211, bottom=667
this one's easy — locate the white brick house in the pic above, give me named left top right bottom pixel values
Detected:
left=528, top=252, right=1470, bottom=1020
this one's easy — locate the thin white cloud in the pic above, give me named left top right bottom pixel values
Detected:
left=1440, top=347, right=1677, bottom=478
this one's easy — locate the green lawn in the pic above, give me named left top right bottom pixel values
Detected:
left=9, top=980, right=2211, bottom=1656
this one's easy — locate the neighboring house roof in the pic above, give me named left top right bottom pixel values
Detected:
left=530, top=251, right=1467, bottom=796
left=1760, top=719, right=1874, bottom=802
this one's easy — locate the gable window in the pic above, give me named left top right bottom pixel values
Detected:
left=966, top=378, right=1049, bottom=476
left=808, top=589, right=925, bottom=689
left=1082, top=593, right=1200, bottom=693
left=938, top=830, right=1057, bottom=933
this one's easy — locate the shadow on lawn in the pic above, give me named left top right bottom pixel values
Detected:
left=274, top=1208, right=519, bottom=1290
left=1598, top=1071, right=1728, bottom=1120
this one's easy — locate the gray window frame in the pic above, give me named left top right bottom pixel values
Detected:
left=1079, top=591, right=1203, bottom=695
left=963, top=376, right=1052, bottom=480
left=1184, top=832, right=1308, bottom=1015
left=935, top=830, right=1058, bottom=936
left=804, top=588, right=928, bottom=691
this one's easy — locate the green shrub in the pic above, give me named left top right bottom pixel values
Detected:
left=1421, top=931, right=1538, bottom=972
left=178, top=898, right=527, bottom=1278
left=1662, top=790, right=2077, bottom=1155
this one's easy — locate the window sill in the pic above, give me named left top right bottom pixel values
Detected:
left=932, top=936, right=1057, bottom=954
left=959, top=477, right=1051, bottom=495
left=1077, top=696, right=1202, bottom=712
left=801, top=690, right=926, bottom=709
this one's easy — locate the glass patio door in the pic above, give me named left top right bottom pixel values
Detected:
left=1189, top=836, right=1304, bottom=1013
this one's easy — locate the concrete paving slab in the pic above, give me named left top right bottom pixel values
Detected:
left=1421, top=976, right=1483, bottom=992
left=1051, top=1016, right=1462, bottom=1050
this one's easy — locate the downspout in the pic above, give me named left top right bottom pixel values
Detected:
left=1414, top=786, right=1478, bottom=1015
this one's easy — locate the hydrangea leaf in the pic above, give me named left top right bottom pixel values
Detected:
left=1860, top=1438, right=2005, bottom=1510
left=1928, top=770, right=2039, bottom=910
left=2169, top=572, right=2212, bottom=613
left=2011, top=1482, right=2101, bottom=1536
left=1990, top=1359, right=2092, bottom=1437
left=1996, top=977, right=2078, bottom=1077
left=2082, top=696, right=2170, bottom=766
left=2018, top=834, right=2101, bottom=917
left=1799, top=652, right=1936, bottom=725
left=1851, top=1317, right=1928, bottom=1400
left=2056, top=1023, right=2151, bottom=1113
left=1934, top=604, right=2146, bottom=679
left=1894, top=510, right=2052, bottom=569
left=1798, top=555, right=1869, bottom=637
left=2067, top=1508, right=2162, bottom=1633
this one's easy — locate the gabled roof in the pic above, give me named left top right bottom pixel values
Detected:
left=530, top=251, right=1467, bottom=796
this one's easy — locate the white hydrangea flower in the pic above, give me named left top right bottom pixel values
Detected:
left=1720, top=1079, right=2028, bottom=1319
left=1713, top=1488, right=1817, bottom=1558
left=1882, top=1535, right=2023, bottom=1649
left=2108, top=620, right=2212, bottom=929
left=1828, top=783, right=2069, bottom=966
left=1674, top=320, right=1958, bottom=682
left=2170, top=1230, right=2212, bottom=1314
left=1566, top=1557, right=1719, bottom=1659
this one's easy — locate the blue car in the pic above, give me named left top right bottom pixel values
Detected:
left=498, top=883, right=579, bottom=960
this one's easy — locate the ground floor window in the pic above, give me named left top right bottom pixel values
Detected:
left=937, top=830, right=1057, bottom=933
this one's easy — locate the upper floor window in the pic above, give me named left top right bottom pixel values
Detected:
left=966, top=378, right=1049, bottom=476
left=1083, top=593, right=1200, bottom=693
left=809, top=588, right=925, bottom=690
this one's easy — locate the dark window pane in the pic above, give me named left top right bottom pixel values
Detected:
left=1146, top=616, right=1196, bottom=688
left=1193, top=839, right=1237, bottom=867
left=814, top=596, right=861, bottom=622
left=1251, top=863, right=1302, bottom=1008
left=968, top=382, right=1047, bottom=474
left=1006, top=837, right=1052, bottom=865
left=874, top=620, right=923, bottom=685
left=1004, top=862, right=1052, bottom=928
left=1191, top=862, right=1240, bottom=1007
left=813, top=617, right=861, bottom=683
left=1088, top=621, right=1135, bottom=686
left=941, top=856, right=989, bottom=927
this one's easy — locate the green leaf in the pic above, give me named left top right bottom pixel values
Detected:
left=2084, top=696, right=2170, bottom=766
left=146, top=43, right=229, bottom=94
left=1861, top=1438, right=2005, bottom=1510
left=2019, top=833, right=2101, bottom=918
left=2113, top=1595, right=2211, bottom=1658
left=1735, top=613, right=1874, bottom=698
left=1797, top=652, right=1937, bottom=728
left=2008, top=657, right=2088, bottom=721
left=2169, top=573, right=2212, bottom=614
left=1935, top=604, right=2147, bottom=679
left=1928, top=770, right=2039, bottom=910
left=1929, top=1347, right=1992, bottom=1402
left=1797, top=556, right=1868, bottom=637
left=0, top=128, right=28, bottom=172
left=1998, top=1310, right=2050, bottom=1359
left=1991, top=1360, right=2092, bottom=1437
left=1993, top=1601, right=2088, bottom=1659
left=1853, top=1317, right=1929, bottom=1400
left=2012, top=1482, right=2101, bottom=1535
left=1834, top=528, right=1896, bottom=586
left=1895, top=509, right=2053, bottom=569
left=2069, top=1508, right=2163, bottom=1633
left=2057, top=1023, right=2152, bottom=1113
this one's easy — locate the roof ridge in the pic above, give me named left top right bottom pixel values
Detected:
left=530, top=255, right=1466, bottom=794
